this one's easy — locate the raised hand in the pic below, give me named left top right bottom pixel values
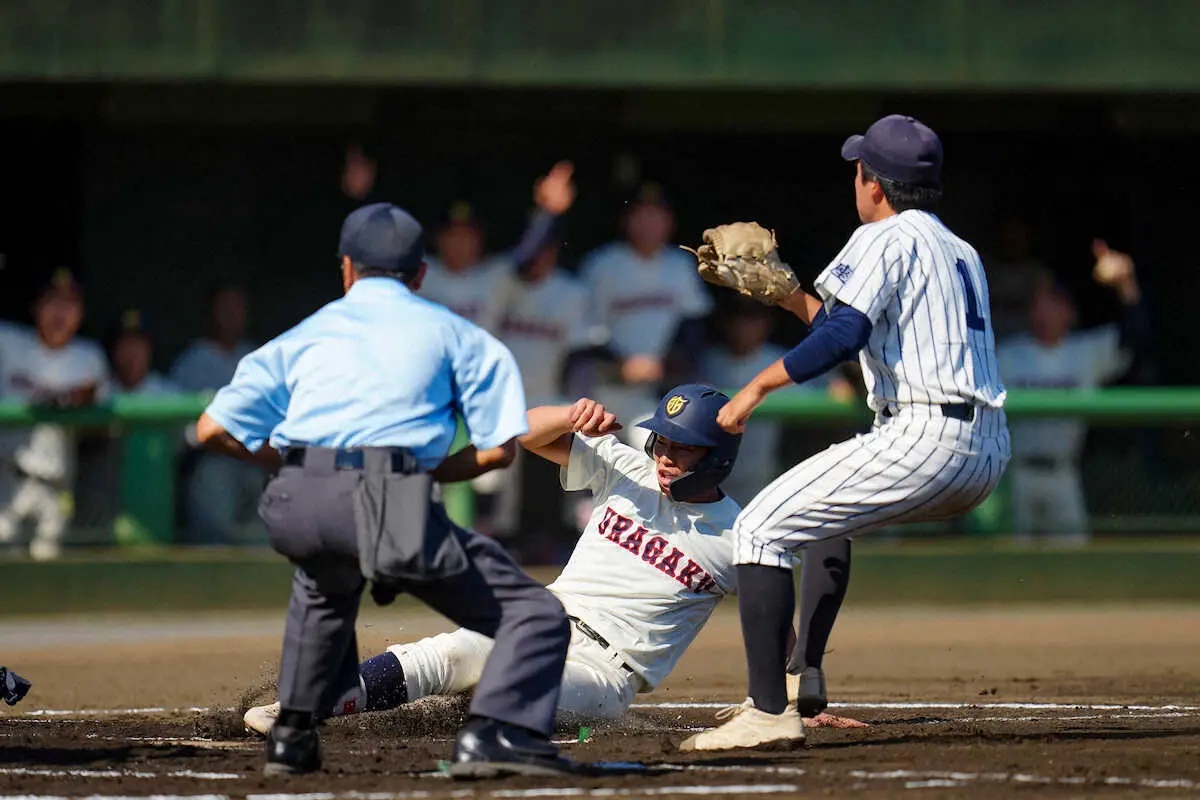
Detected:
left=567, top=397, right=622, bottom=437
left=535, top=161, right=577, bottom=216
left=1092, top=239, right=1139, bottom=303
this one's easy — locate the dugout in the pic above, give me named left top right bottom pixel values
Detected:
left=0, top=0, right=1199, bottom=542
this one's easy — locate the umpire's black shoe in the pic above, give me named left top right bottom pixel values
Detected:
left=449, top=716, right=575, bottom=779
left=264, top=724, right=322, bottom=776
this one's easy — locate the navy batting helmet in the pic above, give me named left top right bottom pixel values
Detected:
left=637, top=383, right=741, bottom=501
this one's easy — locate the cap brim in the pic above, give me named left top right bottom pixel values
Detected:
left=841, top=134, right=864, bottom=161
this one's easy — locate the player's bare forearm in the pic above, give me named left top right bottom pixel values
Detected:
left=431, top=439, right=517, bottom=483
left=715, top=360, right=791, bottom=434
left=749, top=358, right=795, bottom=395
left=195, top=413, right=281, bottom=470
left=521, top=399, right=622, bottom=467
left=779, top=290, right=824, bottom=326
left=520, top=405, right=576, bottom=466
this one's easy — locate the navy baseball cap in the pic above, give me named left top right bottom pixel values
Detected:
left=338, top=203, right=425, bottom=273
left=841, top=114, right=943, bottom=188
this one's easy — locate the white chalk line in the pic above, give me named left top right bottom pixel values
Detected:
left=0, top=766, right=240, bottom=780
left=19, top=706, right=220, bottom=717
left=632, top=700, right=1200, bottom=711
left=13, top=700, right=1198, bottom=719
left=850, top=769, right=1198, bottom=791
left=0, top=790, right=802, bottom=800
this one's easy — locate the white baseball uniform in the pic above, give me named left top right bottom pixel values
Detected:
left=997, top=325, right=1127, bottom=539
left=419, top=257, right=513, bottom=334
left=579, top=243, right=714, bottom=443
left=702, top=344, right=832, bottom=506
left=0, top=324, right=110, bottom=559
left=497, top=268, right=592, bottom=407
left=386, top=433, right=740, bottom=718
left=736, top=210, right=1011, bottom=567
left=477, top=268, right=594, bottom=534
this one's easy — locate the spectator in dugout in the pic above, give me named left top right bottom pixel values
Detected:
left=420, top=162, right=578, bottom=336
left=420, top=163, right=580, bottom=544
left=578, top=182, right=713, bottom=448
left=107, top=309, right=180, bottom=397
left=0, top=269, right=109, bottom=560
left=170, top=283, right=262, bottom=544
left=492, top=213, right=596, bottom=562
left=996, top=240, right=1148, bottom=545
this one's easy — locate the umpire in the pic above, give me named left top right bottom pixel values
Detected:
left=196, top=203, right=573, bottom=778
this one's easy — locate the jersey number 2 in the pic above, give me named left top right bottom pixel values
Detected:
left=954, top=259, right=987, bottom=332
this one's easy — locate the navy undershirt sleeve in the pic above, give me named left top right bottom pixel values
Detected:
left=509, top=210, right=560, bottom=270
left=781, top=302, right=872, bottom=385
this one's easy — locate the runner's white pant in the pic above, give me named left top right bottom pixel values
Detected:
left=736, top=405, right=1010, bottom=566
left=388, top=619, right=639, bottom=719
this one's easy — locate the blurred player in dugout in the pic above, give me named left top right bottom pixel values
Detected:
left=171, top=284, right=261, bottom=543
left=107, top=310, right=180, bottom=398
left=703, top=297, right=855, bottom=505
left=420, top=163, right=588, bottom=554
left=578, top=183, right=713, bottom=448
left=997, top=240, right=1148, bottom=544
left=0, top=270, right=109, bottom=560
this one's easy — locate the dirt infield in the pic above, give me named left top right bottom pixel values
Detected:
left=3, top=604, right=1199, bottom=797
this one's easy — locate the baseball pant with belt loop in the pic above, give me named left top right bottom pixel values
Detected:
left=258, top=447, right=570, bottom=737
left=735, top=403, right=1011, bottom=565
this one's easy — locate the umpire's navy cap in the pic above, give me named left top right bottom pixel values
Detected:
left=841, top=114, right=943, bottom=189
left=339, top=203, right=425, bottom=274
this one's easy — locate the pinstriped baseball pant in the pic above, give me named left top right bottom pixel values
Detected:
left=735, top=405, right=1010, bottom=567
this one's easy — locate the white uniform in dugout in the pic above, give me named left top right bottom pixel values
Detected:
left=497, top=268, right=591, bottom=407
left=580, top=243, right=714, bottom=440
left=386, top=433, right=738, bottom=717
left=997, top=325, right=1127, bottom=537
left=736, top=210, right=1011, bottom=567
left=419, top=256, right=512, bottom=333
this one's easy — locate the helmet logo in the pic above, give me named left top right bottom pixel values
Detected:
left=665, top=395, right=688, bottom=417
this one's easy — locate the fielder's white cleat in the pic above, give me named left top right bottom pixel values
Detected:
left=679, top=698, right=805, bottom=752
left=244, top=701, right=280, bottom=736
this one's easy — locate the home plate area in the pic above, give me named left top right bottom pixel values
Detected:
left=3, top=696, right=1199, bottom=798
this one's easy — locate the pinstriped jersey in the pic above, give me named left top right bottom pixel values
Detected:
left=814, top=210, right=1006, bottom=413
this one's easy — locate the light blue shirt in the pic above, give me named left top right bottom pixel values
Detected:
left=204, top=278, right=529, bottom=470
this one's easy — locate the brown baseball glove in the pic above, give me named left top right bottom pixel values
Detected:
left=682, top=222, right=800, bottom=306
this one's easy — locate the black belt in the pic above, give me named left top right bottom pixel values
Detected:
left=568, top=616, right=635, bottom=674
left=281, top=447, right=418, bottom=474
left=1017, top=456, right=1066, bottom=470
left=882, top=403, right=976, bottom=422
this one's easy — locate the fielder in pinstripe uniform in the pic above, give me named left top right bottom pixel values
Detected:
left=682, top=114, right=1011, bottom=751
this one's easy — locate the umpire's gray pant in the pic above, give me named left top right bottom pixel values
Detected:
left=258, top=450, right=570, bottom=737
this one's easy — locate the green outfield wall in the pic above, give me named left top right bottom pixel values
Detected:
left=2, top=0, right=1199, bottom=91
left=0, top=387, right=1197, bottom=544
